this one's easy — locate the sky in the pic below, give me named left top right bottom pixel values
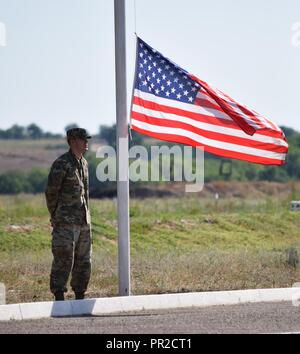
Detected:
left=0, top=0, right=299, bottom=135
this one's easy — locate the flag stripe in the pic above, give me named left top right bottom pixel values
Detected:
left=133, top=90, right=287, bottom=141
left=131, top=124, right=286, bottom=165
left=213, top=87, right=281, bottom=132
left=135, top=89, right=231, bottom=120
left=131, top=118, right=286, bottom=161
left=131, top=110, right=288, bottom=154
left=196, top=92, right=280, bottom=133
left=190, top=77, right=258, bottom=135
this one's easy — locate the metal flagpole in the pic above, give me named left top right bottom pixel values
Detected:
left=114, top=0, right=131, bottom=296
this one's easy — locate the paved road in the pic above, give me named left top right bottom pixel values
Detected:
left=0, top=301, right=299, bottom=334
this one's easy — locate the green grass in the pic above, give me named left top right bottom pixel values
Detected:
left=1, top=194, right=300, bottom=253
left=1, top=194, right=300, bottom=303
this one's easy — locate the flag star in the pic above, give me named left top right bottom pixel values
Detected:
left=136, top=40, right=199, bottom=106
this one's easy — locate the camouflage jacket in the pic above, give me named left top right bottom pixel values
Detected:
left=45, top=149, right=91, bottom=225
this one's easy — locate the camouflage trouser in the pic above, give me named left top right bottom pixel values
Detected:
left=50, top=223, right=92, bottom=294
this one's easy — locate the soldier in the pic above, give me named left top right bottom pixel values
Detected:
left=45, top=128, right=92, bottom=301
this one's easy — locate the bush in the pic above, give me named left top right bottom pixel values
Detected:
left=27, top=169, right=49, bottom=193
left=0, top=171, right=31, bottom=194
left=0, top=169, right=48, bottom=194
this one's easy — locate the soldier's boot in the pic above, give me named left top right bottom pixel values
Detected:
left=75, top=292, right=85, bottom=300
left=54, top=291, right=65, bottom=301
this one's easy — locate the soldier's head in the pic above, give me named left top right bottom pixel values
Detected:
left=67, top=128, right=91, bottom=155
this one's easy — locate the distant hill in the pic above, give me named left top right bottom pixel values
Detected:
left=0, top=124, right=299, bottom=195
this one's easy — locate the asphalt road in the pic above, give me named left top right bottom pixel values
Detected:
left=0, top=301, right=299, bottom=334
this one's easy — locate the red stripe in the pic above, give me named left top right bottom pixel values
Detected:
left=131, top=111, right=288, bottom=154
left=200, top=85, right=279, bottom=132
left=194, top=97, right=224, bottom=111
left=190, top=76, right=257, bottom=136
left=200, top=85, right=266, bottom=130
left=131, top=125, right=285, bottom=166
left=213, top=89, right=276, bottom=131
left=133, top=95, right=287, bottom=141
left=133, top=95, right=238, bottom=129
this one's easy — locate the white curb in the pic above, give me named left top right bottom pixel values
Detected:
left=0, top=287, right=299, bottom=321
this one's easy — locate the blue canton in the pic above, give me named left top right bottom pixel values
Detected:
left=135, top=38, right=201, bottom=104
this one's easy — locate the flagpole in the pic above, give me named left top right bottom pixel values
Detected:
left=114, top=0, right=131, bottom=296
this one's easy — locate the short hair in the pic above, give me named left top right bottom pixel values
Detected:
left=67, top=136, right=75, bottom=146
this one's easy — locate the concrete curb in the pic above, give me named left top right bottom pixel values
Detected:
left=0, top=287, right=299, bottom=321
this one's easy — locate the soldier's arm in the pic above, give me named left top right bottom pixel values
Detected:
left=84, top=162, right=89, bottom=209
left=45, top=159, right=67, bottom=218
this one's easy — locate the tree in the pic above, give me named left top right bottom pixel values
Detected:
left=5, top=124, right=25, bottom=139
left=99, top=124, right=146, bottom=150
left=99, top=124, right=116, bottom=149
left=280, top=126, right=296, bottom=139
left=0, top=171, right=30, bottom=194
left=27, top=168, right=48, bottom=193
left=27, top=123, right=43, bottom=139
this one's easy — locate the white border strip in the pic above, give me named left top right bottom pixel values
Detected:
left=0, top=287, right=299, bottom=321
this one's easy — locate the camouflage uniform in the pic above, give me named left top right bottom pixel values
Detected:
left=45, top=133, right=92, bottom=295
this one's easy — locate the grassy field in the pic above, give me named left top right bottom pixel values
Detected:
left=1, top=192, right=300, bottom=303
left=0, top=139, right=67, bottom=171
left=0, top=138, right=103, bottom=171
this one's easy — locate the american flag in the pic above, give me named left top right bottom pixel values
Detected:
left=130, top=37, right=288, bottom=165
